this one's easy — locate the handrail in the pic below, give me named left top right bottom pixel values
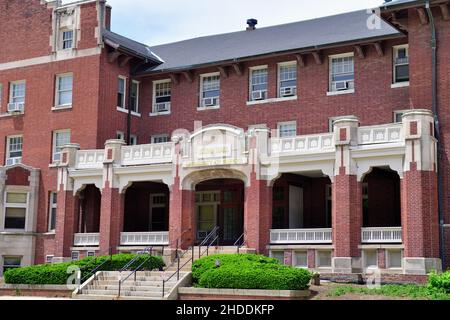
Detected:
left=198, top=226, right=220, bottom=256
left=234, top=232, right=245, bottom=254
left=200, top=234, right=219, bottom=257
left=118, top=248, right=154, bottom=297
left=78, top=247, right=113, bottom=291
left=162, top=246, right=195, bottom=298
left=119, top=246, right=152, bottom=272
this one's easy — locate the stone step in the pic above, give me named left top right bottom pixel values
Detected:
left=87, top=285, right=174, bottom=292
left=82, top=289, right=165, bottom=298
left=92, top=280, right=178, bottom=287
left=98, top=275, right=184, bottom=282
left=101, top=271, right=167, bottom=277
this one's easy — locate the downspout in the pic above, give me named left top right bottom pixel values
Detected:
left=425, top=1, right=445, bottom=270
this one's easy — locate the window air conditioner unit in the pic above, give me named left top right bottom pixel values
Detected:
left=6, top=157, right=22, bottom=166
left=203, top=98, right=217, bottom=107
left=281, top=86, right=296, bottom=97
left=252, top=90, right=266, bottom=101
left=334, top=81, right=349, bottom=91
left=155, top=102, right=169, bottom=112
left=7, top=102, right=25, bottom=113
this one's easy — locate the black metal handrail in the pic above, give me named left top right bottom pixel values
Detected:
left=119, top=246, right=152, bottom=272
left=162, top=246, right=194, bottom=298
left=78, top=248, right=113, bottom=291
left=198, top=226, right=220, bottom=256
left=118, top=249, right=154, bottom=297
left=234, top=232, right=245, bottom=254
left=200, top=233, right=220, bottom=257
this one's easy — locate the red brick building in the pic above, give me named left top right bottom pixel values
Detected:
left=0, top=0, right=449, bottom=278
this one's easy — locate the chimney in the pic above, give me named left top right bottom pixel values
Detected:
left=246, top=19, right=258, bottom=31
left=105, top=5, right=112, bottom=30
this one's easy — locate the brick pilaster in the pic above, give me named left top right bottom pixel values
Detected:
left=54, top=189, right=79, bottom=258
left=99, top=182, right=124, bottom=255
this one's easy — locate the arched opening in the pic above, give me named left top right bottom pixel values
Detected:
left=123, top=182, right=170, bottom=233
left=272, top=173, right=332, bottom=230
left=78, top=185, right=101, bottom=233
left=194, top=179, right=245, bottom=245
left=362, top=167, right=401, bottom=228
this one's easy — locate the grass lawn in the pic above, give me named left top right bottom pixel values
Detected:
left=320, top=284, right=450, bottom=300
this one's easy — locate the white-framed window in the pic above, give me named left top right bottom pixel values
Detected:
left=293, top=251, right=308, bottom=268
left=249, top=66, right=268, bottom=101
left=363, top=250, right=378, bottom=269
left=199, top=73, right=220, bottom=109
left=3, top=192, right=28, bottom=230
left=152, top=80, right=171, bottom=114
left=61, top=30, right=74, bottom=50
left=394, top=110, right=409, bottom=123
left=387, top=250, right=403, bottom=269
left=48, top=192, right=57, bottom=232
left=9, top=81, right=26, bottom=104
left=329, top=53, right=354, bottom=92
left=55, top=73, right=73, bottom=107
left=2, top=256, right=21, bottom=273
left=116, top=131, right=125, bottom=141
left=278, top=122, right=297, bottom=138
left=151, top=134, right=170, bottom=144
left=270, top=251, right=284, bottom=264
left=87, top=251, right=96, bottom=258
left=393, top=45, right=409, bottom=84
left=117, top=76, right=126, bottom=109
left=130, top=135, right=137, bottom=146
left=45, top=255, right=54, bottom=264
left=71, top=251, right=80, bottom=261
left=52, top=130, right=70, bottom=162
left=130, top=80, right=139, bottom=113
left=278, top=62, right=297, bottom=98
left=316, top=250, right=332, bottom=268
left=6, top=135, right=23, bottom=166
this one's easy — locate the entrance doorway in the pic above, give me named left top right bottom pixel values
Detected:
left=195, top=179, right=244, bottom=245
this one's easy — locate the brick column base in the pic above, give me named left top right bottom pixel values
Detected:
left=99, top=183, right=124, bottom=255
left=54, top=188, right=79, bottom=261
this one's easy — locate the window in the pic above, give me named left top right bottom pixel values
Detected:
left=362, top=183, right=369, bottom=227
left=48, top=192, right=57, bottom=231
left=9, top=81, right=26, bottom=104
left=2, top=256, right=21, bottom=273
left=317, top=251, right=332, bottom=268
left=278, top=62, right=297, bottom=97
left=61, top=30, right=74, bottom=50
left=394, top=110, right=407, bottom=123
left=270, top=251, right=284, bottom=264
left=116, top=131, right=125, bottom=141
left=363, top=250, right=378, bottom=269
left=71, top=251, right=80, bottom=261
left=151, top=134, right=170, bottom=144
left=200, top=73, right=220, bottom=108
left=329, top=53, right=354, bottom=92
left=130, top=80, right=139, bottom=113
left=293, top=251, right=308, bottom=268
left=278, top=122, right=297, bottom=138
left=393, top=45, right=409, bottom=84
left=87, top=251, right=96, bottom=258
left=45, top=255, right=54, bottom=264
left=387, top=250, right=403, bottom=269
left=52, top=130, right=70, bottom=162
left=55, top=74, right=73, bottom=107
left=4, top=192, right=28, bottom=230
left=6, top=136, right=23, bottom=166
left=130, top=135, right=137, bottom=146
left=152, top=80, right=171, bottom=114
left=250, top=67, right=268, bottom=101
left=117, top=77, right=126, bottom=109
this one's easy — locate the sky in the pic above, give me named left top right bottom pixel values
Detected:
left=64, top=0, right=386, bottom=47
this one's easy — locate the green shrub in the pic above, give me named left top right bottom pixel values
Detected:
left=428, top=271, right=450, bottom=293
left=4, top=253, right=164, bottom=285
left=192, top=254, right=312, bottom=291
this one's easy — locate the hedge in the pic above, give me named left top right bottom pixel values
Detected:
left=192, top=254, right=312, bottom=291
left=4, top=254, right=165, bottom=285
left=429, top=271, right=450, bottom=293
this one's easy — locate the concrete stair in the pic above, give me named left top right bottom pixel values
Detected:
left=75, top=271, right=186, bottom=300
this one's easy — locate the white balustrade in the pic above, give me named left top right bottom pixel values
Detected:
left=270, top=228, right=332, bottom=244
left=361, top=227, right=402, bottom=243
left=358, top=123, right=404, bottom=145
left=271, top=133, right=335, bottom=155
left=75, top=150, right=105, bottom=169
left=74, top=233, right=100, bottom=246
left=120, top=232, right=170, bottom=246
left=121, top=143, right=174, bottom=166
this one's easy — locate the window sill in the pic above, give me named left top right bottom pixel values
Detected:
left=197, top=105, right=220, bottom=111
left=326, top=89, right=355, bottom=96
left=52, top=104, right=72, bottom=111
left=391, top=82, right=409, bottom=88
left=246, top=96, right=297, bottom=106
left=149, top=111, right=171, bottom=117
left=48, top=163, right=60, bottom=168
left=0, top=111, right=25, bottom=118
left=116, top=107, right=141, bottom=117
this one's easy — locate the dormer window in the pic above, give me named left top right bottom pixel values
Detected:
left=61, top=30, right=74, bottom=50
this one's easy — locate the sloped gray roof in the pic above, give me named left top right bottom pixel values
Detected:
left=103, top=29, right=163, bottom=64
left=142, top=9, right=403, bottom=74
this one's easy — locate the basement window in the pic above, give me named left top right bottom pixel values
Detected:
left=293, top=251, right=308, bottom=268
left=387, top=250, right=403, bottom=269
left=2, top=256, right=21, bottom=273
left=270, top=251, right=284, bottom=264
left=317, top=251, right=332, bottom=268
left=4, top=192, right=28, bottom=230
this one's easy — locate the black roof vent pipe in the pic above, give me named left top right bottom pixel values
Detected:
left=246, top=19, right=258, bottom=30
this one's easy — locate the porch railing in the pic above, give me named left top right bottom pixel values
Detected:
left=121, top=143, right=174, bottom=166
left=270, top=228, right=332, bottom=244
left=270, top=133, right=335, bottom=155
left=358, top=123, right=404, bottom=145
left=361, top=227, right=402, bottom=243
left=120, top=232, right=170, bottom=246
left=73, top=233, right=100, bottom=246
left=75, top=150, right=105, bottom=169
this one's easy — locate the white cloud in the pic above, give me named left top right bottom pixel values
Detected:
left=68, top=0, right=385, bottom=46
